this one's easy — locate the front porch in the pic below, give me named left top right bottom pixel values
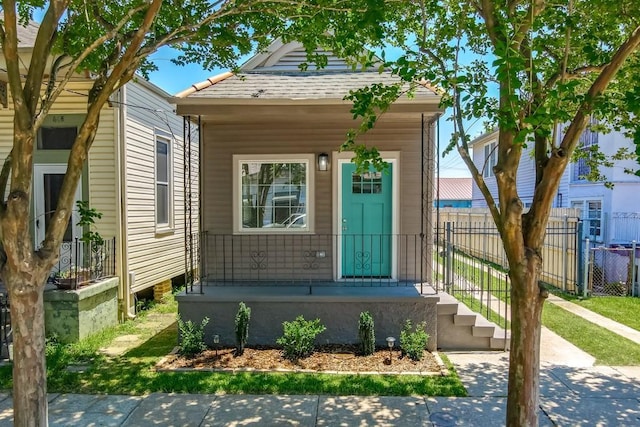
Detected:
left=194, top=232, right=432, bottom=286
left=177, top=282, right=440, bottom=351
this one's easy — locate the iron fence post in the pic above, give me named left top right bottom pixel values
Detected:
left=445, top=222, right=452, bottom=291
left=576, top=221, right=583, bottom=295
left=562, top=215, right=568, bottom=292
left=632, top=240, right=637, bottom=297
left=583, top=238, right=590, bottom=298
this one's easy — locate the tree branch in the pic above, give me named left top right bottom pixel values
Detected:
left=527, top=24, right=640, bottom=249
left=23, top=0, right=69, bottom=117
left=1, top=0, right=29, bottom=123
left=513, top=0, right=545, bottom=48
left=545, top=66, right=605, bottom=90
left=39, top=0, right=163, bottom=256
left=478, top=0, right=501, bottom=46
left=34, top=4, right=148, bottom=129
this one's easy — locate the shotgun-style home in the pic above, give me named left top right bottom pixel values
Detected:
left=172, top=40, right=509, bottom=350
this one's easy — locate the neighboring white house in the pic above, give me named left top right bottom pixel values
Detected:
left=0, top=19, right=198, bottom=318
left=470, top=127, right=640, bottom=245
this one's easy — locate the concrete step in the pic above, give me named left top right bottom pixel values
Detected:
left=472, top=321, right=497, bottom=338
left=453, top=313, right=477, bottom=326
left=436, top=292, right=460, bottom=315
left=437, top=291, right=511, bottom=351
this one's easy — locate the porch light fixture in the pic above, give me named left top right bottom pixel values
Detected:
left=317, top=153, right=329, bottom=171
left=386, top=336, right=396, bottom=364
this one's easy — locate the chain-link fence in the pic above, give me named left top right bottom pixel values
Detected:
left=588, top=245, right=639, bottom=297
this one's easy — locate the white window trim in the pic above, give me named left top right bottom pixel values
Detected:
left=571, top=198, right=604, bottom=242
left=232, top=154, right=315, bottom=234
left=483, top=142, right=497, bottom=178
left=155, top=132, right=174, bottom=232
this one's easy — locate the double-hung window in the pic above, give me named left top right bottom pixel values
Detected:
left=233, top=154, right=314, bottom=233
left=483, top=142, right=497, bottom=177
left=572, top=118, right=599, bottom=182
left=155, top=135, right=172, bottom=228
left=572, top=199, right=602, bottom=241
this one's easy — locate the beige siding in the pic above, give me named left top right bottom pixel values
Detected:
left=0, top=80, right=118, bottom=242
left=201, top=109, right=434, bottom=282
left=123, top=82, right=199, bottom=293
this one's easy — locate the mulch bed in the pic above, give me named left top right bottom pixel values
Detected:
left=157, top=344, right=445, bottom=375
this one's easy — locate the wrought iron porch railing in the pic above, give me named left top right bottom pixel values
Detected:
left=189, top=232, right=431, bottom=291
left=49, top=237, right=117, bottom=290
left=0, top=293, right=10, bottom=360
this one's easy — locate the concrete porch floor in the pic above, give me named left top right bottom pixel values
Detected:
left=183, top=281, right=437, bottom=298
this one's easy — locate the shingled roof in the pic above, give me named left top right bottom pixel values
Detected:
left=184, top=71, right=437, bottom=100
left=0, top=13, right=40, bottom=48
left=175, top=40, right=440, bottom=102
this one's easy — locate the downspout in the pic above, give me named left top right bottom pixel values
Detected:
left=198, top=115, right=204, bottom=288
left=421, top=113, right=425, bottom=293
left=115, top=86, right=135, bottom=320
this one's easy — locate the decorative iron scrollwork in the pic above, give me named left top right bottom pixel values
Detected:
left=355, top=251, right=371, bottom=270
left=250, top=251, right=267, bottom=270
left=303, top=251, right=319, bottom=270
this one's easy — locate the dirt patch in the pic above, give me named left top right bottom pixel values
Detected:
left=157, top=344, right=445, bottom=375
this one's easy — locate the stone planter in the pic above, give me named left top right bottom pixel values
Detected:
left=44, top=277, right=119, bottom=343
left=54, top=275, right=91, bottom=290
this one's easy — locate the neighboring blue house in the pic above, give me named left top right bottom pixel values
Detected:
left=470, top=127, right=640, bottom=245
left=435, top=178, right=472, bottom=208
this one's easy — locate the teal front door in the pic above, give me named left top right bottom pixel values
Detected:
left=341, top=163, right=392, bottom=277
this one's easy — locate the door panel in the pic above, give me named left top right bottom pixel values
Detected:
left=341, top=163, right=392, bottom=277
left=34, top=165, right=82, bottom=271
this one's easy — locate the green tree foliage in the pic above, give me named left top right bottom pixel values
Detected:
left=0, top=1, right=390, bottom=424
left=341, top=1, right=640, bottom=425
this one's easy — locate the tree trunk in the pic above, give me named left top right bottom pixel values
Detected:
left=506, top=249, right=546, bottom=426
left=6, top=275, right=48, bottom=426
left=2, top=188, right=52, bottom=425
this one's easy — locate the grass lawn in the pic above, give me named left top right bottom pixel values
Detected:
left=553, top=293, right=640, bottom=332
left=0, top=293, right=467, bottom=397
left=542, top=303, right=640, bottom=365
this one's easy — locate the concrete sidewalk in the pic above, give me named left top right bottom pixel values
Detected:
left=1, top=364, right=640, bottom=427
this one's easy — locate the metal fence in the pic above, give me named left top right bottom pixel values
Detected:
left=436, top=218, right=581, bottom=293
left=438, top=248, right=511, bottom=337
left=0, top=293, right=10, bottom=360
left=585, top=243, right=640, bottom=297
left=192, top=232, right=432, bottom=292
left=49, top=237, right=117, bottom=290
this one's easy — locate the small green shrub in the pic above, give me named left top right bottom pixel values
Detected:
left=276, top=315, right=326, bottom=361
left=400, top=320, right=429, bottom=361
left=177, top=315, right=209, bottom=357
left=235, top=302, right=251, bottom=355
left=358, top=311, right=376, bottom=356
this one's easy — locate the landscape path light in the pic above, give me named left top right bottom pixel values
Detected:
left=386, top=336, right=396, bottom=364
